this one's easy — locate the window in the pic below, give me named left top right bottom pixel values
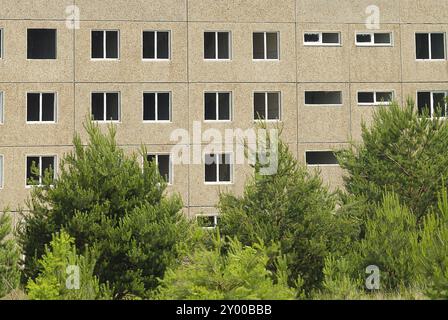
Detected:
left=91, top=92, right=120, bottom=122
left=253, top=32, right=279, bottom=60
left=205, top=153, right=232, bottom=183
left=417, top=91, right=448, bottom=117
left=357, top=91, right=394, bottom=105
left=204, top=92, right=231, bottom=121
left=204, top=31, right=231, bottom=60
left=91, top=30, right=119, bottom=59
left=27, top=29, right=56, bottom=59
left=0, top=28, right=3, bottom=59
left=26, top=156, right=56, bottom=186
left=305, top=91, right=342, bottom=105
left=306, top=151, right=338, bottom=166
left=355, top=32, right=393, bottom=46
left=143, top=31, right=170, bottom=60
left=143, top=92, right=171, bottom=122
left=0, top=92, right=3, bottom=124
left=254, top=92, right=281, bottom=120
left=416, top=33, right=445, bottom=60
left=196, top=214, right=219, bottom=229
left=304, top=32, right=340, bottom=46
left=146, top=154, right=172, bottom=184
left=27, top=93, right=56, bottom=122
left=0, top=155, right=3, bottom=188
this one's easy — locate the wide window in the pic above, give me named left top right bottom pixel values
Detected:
left=143, top=92, right=171, bottom=122
left=254, top=92, right=280, bottom=120
left=27, top=29, right=56, bottom=59
left=27, top=93, right=56, bottom=122
left=91, top=30, right=119, bottom=59
left=357, top=91, right=393, bottom=105
left=306, top=151, right=338, bottom=166
left=416, top=33, right=445, bottom=60
left=304, top=32, right=340, bottom=46
left=204, top=92, right=231, bottom=121
left=417, top=91, right=448, bottom=117
left=356, top=32, right=392, bottom=46
left=143, top=31, right=170, bottom=60
left=146, top=154, right=172, bottom=184
left=253, top=32, right=279, bottom=60
left=205, top=153, right=232, bottom=183
left=196, top=214, right=219, bottom=229
left=305, top=91, right=342, bottom=105
left=204, top=31, right=230, bottom=60
left=91, top=92, right=120, bottom=122
left=26, top=156, right=56, bottom=186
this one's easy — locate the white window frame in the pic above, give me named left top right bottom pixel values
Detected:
left=196, top=214, right=219, bottom=230
left=0, top=155, right=3, bottom=189
left=25, top=155, right=57, bottom=187
left=253, top=31, right=280, bottom=61
left=253, top=91, right=282, bottom=121
left=91, top=91, right=121, bottom=123
left=304, top=91, right=343, bottom=106
left=26, top=92, right=57, bottom=124
left=355, top=32, right=393, bottom=47
left=142, top=91, right=172, bottom=123
left=303, top=32, right=341, bottom=46
left=142, top=30, right=171, bottom=61
left=357, top=90, right=395, bottom=106
left=204, top=153, right=233, bottom=185
left=203, top=91, right=233, bottom=122
left=305, top=150, right=340, bottom=168
left=204, top=31, right=232, bottom=61
left=416, top=91, right=448, bottom=119
left=146, top=153, right=173, bottom=185
left=0, top=91, right=3, bottom=124
left=415, top=32, right=446, bottom=61
left=91, top=30, right=120, bottom=60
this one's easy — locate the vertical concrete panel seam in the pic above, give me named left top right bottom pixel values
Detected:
left=295, top=0, right=299, bottom=161
left=186, top=0, right=191, bottom=217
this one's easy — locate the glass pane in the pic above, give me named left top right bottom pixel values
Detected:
left=253, top=33, right=265, bottom=59
left=92, top=31, right=104, bottom=58
left=146, top=154, right=156, bottom=164
left=91, top=93, right=104, bottom=121
left=142, top=31, right=155, bottom=59
left=304, top=33, right=319, bottom=43
left=157, top=155, right=170, bottom=182
left=254, top=93, right=266, bottom=119
left=376, top=92, right=393, bottom=103
left=219, top=154, right=231, bottom=182
left=218, top=32, right=229, bottom=59
left=374, top=33, right=391, bottom=44
left=416, top=33, right=429, bottom=59
left=433, top=93, right=446, bottom=117
left=417, top=92, right=431, bottom=116
left=218, top=93, right=230, bottom=120
left=358, top=92, right=375, bottom=104
left=306, top=152, right=338, bottom=165
left=26, top=157, right=40, bottom=184
left=106, top=31, right=118, bottom=59
left=266, top=32, right=278, bottom=59
left=157, top=93, right=170, bottom=121
left=143, top=93, right=156, bottom=121
left=27, top=29, right=56, bottom=59
left=205, top=154, right=217, bottom=182
left=157, top=32, right=169, bottom=59
left=305, top=91, right=341, bottom=105
left=41, top=93, right=55, bottom=121
left=356, top=34, right=371, bottom=43
left=431, top=33, right=445, bottom=59
left=267, top=93, right=280, bottom=120
left=204, top=32, right=216, bottom=59
left=106, top=93, right=119, bottom=121
left=204, top=93, right=217, bottom=120
left=41, top=156, right=55, bottom=181
left=322, top=33, right=339, bottom=44
left=27, top=93, right=40, bottom=121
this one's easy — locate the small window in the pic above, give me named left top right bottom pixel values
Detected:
left=306, top=151, right=338, bottom=166
left=254, top=92, right=281, bottom=120
left=143, top=92, right=171, bottom=122
left=143, top=31, right=170, bottom=60
left=205, top=153, right=232, bottom=183
left=204, top=92, right=231, bottom=121
left=204, top=31, right=231, bottom=60
left=355, top=32, right=392, bottom=46
left=27, top=93, right=56, bottom=122
left=27, top=29, right=56, bottom=59
left=91, top=30, right=119, bottom=59
left=91, top=92, right=120, bottom=122
left=304, top=32, right=341, bottom=46
left=196, top=214, right=219, bottom=229
left=146, top=154, right=172, bottom=184
left=26, top=156, right=56, bottom=186
left=417, top=91, right=448, bottom=118
left=253, top=32, right=279, bottom=60
left=416, top=33, right=445, bottom=60
left=0, top=92, right=3, bottom=124
left=358, top=91, right=393, bottom=105
left=0, top=155, right=3, bottom=188
left=305, top=91, right=342, bottom=105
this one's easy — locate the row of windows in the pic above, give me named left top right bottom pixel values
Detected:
left=0, top=29, right=445, bottom=61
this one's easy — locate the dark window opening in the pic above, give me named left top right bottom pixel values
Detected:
left=417, top=92, right=431, bottom=116
left=91, top=30, right=119, bottom=59
left=197, top=215, right=219, bottom=229
left=91, top=92, right=119, bottom=121
left=416, top=33, right=445, bottom=60
left=253, top=32, right=278, bottom=59
left=26, top=156, right=55, bottom=186
left=27, top=29, right=56, bottom=59
left=146, top=154, right=171, bottom=183
left=305, top=91, right=342, bottom=105
left=205, top=154, right=231, bottom=183
left=254, top=92, right=280, bottom=120
left=143, top=31, right=169, bottom=59
left=143, top=92, right=170, bottom=121
left=27, top=93, right=56, bottom=122
left=204, top=32, right=230, bottom=59
left=358, top=92, right=375, bottom=104
left=306, top=151, right=338, bottom=166
left=322, top=32, right=339, bottom=44
left=204, top=92, right=231, bottom=121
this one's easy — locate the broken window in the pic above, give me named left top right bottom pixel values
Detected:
left=204, top=92, right=231, bottom=121
left=91, top=92, right=120, bottom=121
left=146, top=154, right=172, bottom=183
left=27, top=29, right=56, bottom=59
left=305, top=91, right=342, bottom=105
left=143, top=92, right=171, bottom=121
left=26, top=156, right=56, bottom=186
left=91, top=30, right=119, bottom=59
left=143, top=31, right=170, bottom=60
left=417, top=91, right=448, bottom=117
left=304, top=32, right=340, bottom=45
left=196, top=215, right=219, bottom=229
left=254, top=92, right=280, bottom=120
left=356, top=32, right=392, bottom=46
left=205, top=153, right=232, bottom=183
left=204, top=31, right=230, bottom=60
left=27, top=93, right=56, bottom=122
left=306, top=151, right=338, bottom=166
left=253, top=32, right=278, bottom=60
left=358, top=91, right=393, bottom=105
left=416, top=33, right=445, bottom=60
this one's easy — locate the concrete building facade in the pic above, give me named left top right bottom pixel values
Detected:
left=1, top=0, right=448, bottom=225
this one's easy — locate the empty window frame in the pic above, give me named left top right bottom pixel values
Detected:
left=196, top=214, right=219, bottom=229
left=27, top=29, right=56, bottom=59
left=143, top=92, right=171, bottom=122
left=355, top=32, right=393, bottom=46
left=254, top=92, right=281, bottom=120
left=204, top=153, right=232, bottom=183
left=253, top=32, right=279, bottom=60
left=204, top=31, right=231, bottom=60
left=204, top=92, right=232, bottom=121
left=0, top=155, right=3, bottom=189
left=306, top=151, right=339, bottom=166
left=303, top=32, right=341, bottom=46
left=146, top=154, right=172, bottom=184
left=91, top=92, right=120, bottom=122
left=143, top=31, right=170, bottom=60
left=417, top=91, right=448, bottom=118
left=91, top=30, right=119, bottom=59
left=357, top=91, right=394, bottom=105
left=416, top=33, right=446, bottom=60
left=27, top=93, right=56, bottom=122
left=0, top=92, right=3, bottom=124
left=305, top=91, right=342, bottom=105
left=26, top=156, right=56, bottom=186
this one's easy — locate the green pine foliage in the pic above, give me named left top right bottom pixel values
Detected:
left=0, top=212, right=20, bottom=298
